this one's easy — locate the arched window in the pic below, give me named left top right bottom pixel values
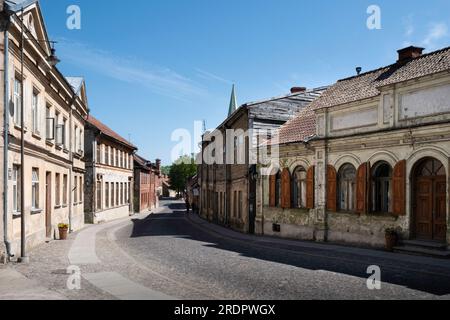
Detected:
left=275, top=171, right=281, bottom=207
left=338, top=164, right=356, bottom=212
left=292, top=167, right=307, bottom=208
left=372, top=162, right=392, bottom=213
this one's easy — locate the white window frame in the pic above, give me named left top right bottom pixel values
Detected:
left=13, top=78, right=22, bottom=126
left=31, top=168, right=40, bottom=210
left=32, top=90, right=39, bottom=134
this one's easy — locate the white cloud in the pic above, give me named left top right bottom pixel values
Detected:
left=57, top=39, right=207, bottom=101
left=195, top=68, right=232, bottom=85
left=422, top=22, right=449, bottom=49
left=403, top=14, right=414, bottom=37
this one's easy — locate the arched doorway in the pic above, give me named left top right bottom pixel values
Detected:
left=413, top=158, right=447, bottom=242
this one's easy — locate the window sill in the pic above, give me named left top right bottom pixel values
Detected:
left=55, top=145, right=63, bottom=151
left=31, top=209, right=43, bottom=215
left=62, top=204, right=68, bottom=208
left=54, top=205, right=62, bottom=209
left=46, top=139, right=54, bottom=147
left=63, top=148, right=69, bottom=154
left=14, top=124, right=27, bottom=132
left=32, top=132, right=42, bottom=140
left=12, top=212, right=21, bottom=219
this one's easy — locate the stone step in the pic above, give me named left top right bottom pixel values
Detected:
left=393, top=245, right=450, bottom=259
left=401, top=240, right=448, bottom=250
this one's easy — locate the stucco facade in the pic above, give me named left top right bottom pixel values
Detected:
left=257, top=46, right=450, bottom=249
left=84, top=115, right=136, bottom=224
left=0, top=1, right=88, bottom=258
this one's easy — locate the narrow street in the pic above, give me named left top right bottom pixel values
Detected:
left=5, top=199, right=450, bottom=300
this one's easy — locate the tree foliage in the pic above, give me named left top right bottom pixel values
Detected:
left=168, top=155, right=197, bottom=193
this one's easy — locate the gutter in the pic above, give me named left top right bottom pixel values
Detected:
left=3, top=14, right=13, bottom=259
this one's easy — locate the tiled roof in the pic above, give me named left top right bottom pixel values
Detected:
left=86, top=115, right=137, bottom=150
left=275, top=46, right=450, bottom=145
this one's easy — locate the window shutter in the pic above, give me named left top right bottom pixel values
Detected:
left=327, top=165, right=337, bottom=212
left=393, top=160, right=406, bottom=216
left=269, top=174, right=276, bottom=207
left=281, top=168, right=291, bottom=209
left=306, top=166, right=315, bottom=209
left=356, top=163, right=368, bottom=214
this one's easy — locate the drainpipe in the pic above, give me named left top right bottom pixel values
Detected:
left=3, top=14, right=12, bottom=258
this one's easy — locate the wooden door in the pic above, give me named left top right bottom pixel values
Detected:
left=434, top=178, right=447, bottom=242
left=415, top=178, right=433, bottom=240
left=46, top=172, right=52, bottom=238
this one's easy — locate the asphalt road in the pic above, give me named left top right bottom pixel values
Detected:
left=12, top=199, right=450, bottom=300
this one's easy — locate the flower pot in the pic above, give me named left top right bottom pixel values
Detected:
left=59, top=227, right=68, bottom=240
left=385, top=233, right=398, bottom=252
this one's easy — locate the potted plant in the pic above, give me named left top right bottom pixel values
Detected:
left=58, top=223, right=69, bottom=240
left=385, top=228, right=398, bottom=252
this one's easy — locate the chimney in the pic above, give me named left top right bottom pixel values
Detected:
left=356, top=67, right=362, bottom=75
left=290, top=87, right=307, bottom=94
left=155, top=159, right=161, bottom=172
left=397, top=46, right=424, bottom=63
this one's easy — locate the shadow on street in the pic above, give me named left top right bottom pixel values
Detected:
left=130, top=202, right=450, bottom=296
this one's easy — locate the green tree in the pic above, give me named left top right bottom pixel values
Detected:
left=168, top=155, right=197, bottom=193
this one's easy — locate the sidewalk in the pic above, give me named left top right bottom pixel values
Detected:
left=186, top=213, right=450, bottom=269
left=0, top=267, right=66, bottom=300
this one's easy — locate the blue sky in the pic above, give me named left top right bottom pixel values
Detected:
left=39, top=0, right=450, bottom=164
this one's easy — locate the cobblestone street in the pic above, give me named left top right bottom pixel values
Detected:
left=2, top=199, right=450, bottom=300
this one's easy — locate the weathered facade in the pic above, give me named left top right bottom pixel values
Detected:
left=0, top=0, right=88, bottom=259
left=133, top=154, right=161, bottom=214
left=84, top=115, right=136, bottom=224
left=258, top=46, right=450, bottom=251
left=199, top=87, right=327, bottom=233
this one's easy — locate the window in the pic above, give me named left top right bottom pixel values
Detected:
left=45, top=106, right=54, bottom=140
left=96, top=143, right=101, bottom=164
left=74, top=176, right=78, bottom=203
left=79, top=176, right=83, bottom=203
left=74, top=126, right=78, bottom=153
left=127, top=182, right=130, bottom=204
left=105, top=182, right=109, bottom=209
left=79, top=129, right=83, bottom=153
left=12, top=165, right=21, bottom=213
left=372, top=162, right=392, bottom=213
left=96, top=181, right=102, bottom=211
left=63, top=118, right=68, bottom=149
left=105, top=146, right=110, bottom=165
left=232, top=191, right=236, bottom=217
left=338, top=164, right=356, bottom=212
left=13, top=78, right=22, bottom=126
left=31, top=168, right=39, bottom=210
left=116, top=182, right=119, bottom=206
left=55, top=173, right=61, bottom=206
left=275, top=171, right=281, bottom=207
left=115, top=149, right=119, bottom=167
left=32, top=91, right=39, bottom=134
left=111, top=183, right=115, bottom=207
left=238, top=191, right=242, bottom=219
left=55, top=111, right=62, bottom=146
left=120, top=183, right=124, bottom=205
left=63, top=174, right=68, bottom=206
left=292, top=167, right=307, bottom=208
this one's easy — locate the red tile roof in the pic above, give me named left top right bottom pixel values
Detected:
left=275, top=46, right=450, bottom=145
left=86, top=115, right=137, bottom=150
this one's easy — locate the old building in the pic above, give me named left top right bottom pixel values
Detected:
left=186, top=174, right=199, bottom=213
left=199, top=86, right=327, bottom=234
left=0, top=0, right=89, bottom=259
left=133, top=154, right=161, bottom=214
left=258, top=45, right=450, bottom=252
left=84, top=115, right=137, bottom=224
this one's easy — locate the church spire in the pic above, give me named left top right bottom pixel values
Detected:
left=228, top=84, right=237, bottom=117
